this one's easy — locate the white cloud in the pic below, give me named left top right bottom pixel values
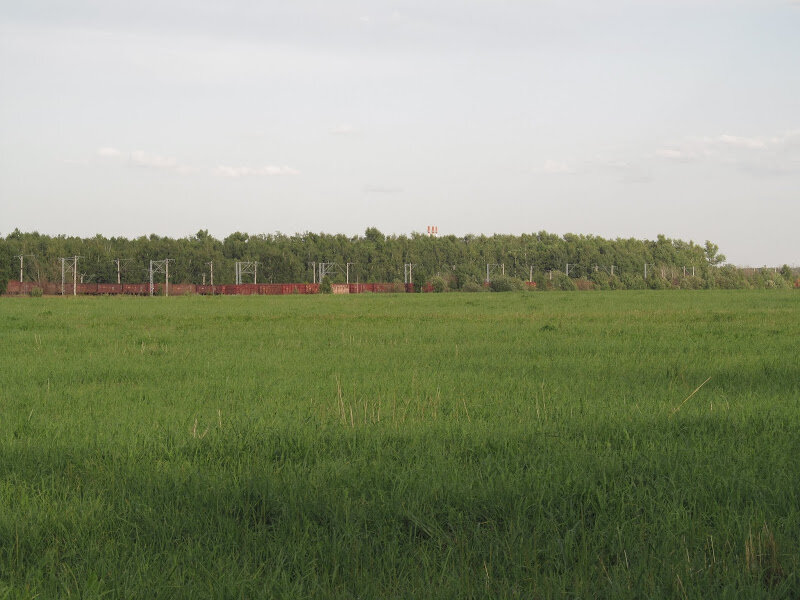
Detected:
left=212, top=165, right=300, bottom=178
left=541, top=159, right=572, bottom=174
left=598, top=160, right=653, bottom=184
left=174, top=165, right=200, bottom=175
left=128, top=150, right=200, bottom=174
left=717, top=134, right=767, bottom=150
left=620, top=173, right=653, bottom=184
left=90, top=146, right=299, bottom=177
left=654, top=148, right=698, bottom=162
left=96, top=146, right=191, bottom=172
left=330, top=123, right=358, bottom=135
left=654, top=129, right=800, bottom=174
left=655, top=148, right=686, bottom=159
left=363, top=184, right=403, bottom=194
left=130, top=150, right=178, bottom=169
left=773, top=129, right=800, bottom=148
left=97, top=147, right=121, bottom=157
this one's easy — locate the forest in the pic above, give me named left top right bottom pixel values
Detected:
left=0, top=228, right=795, bottom=294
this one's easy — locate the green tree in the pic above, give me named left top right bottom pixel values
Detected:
left=704, top=241, right=726, bottom=266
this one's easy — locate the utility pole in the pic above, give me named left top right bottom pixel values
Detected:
left=206, top=261, right=214, bottom=287
left=149, top=259, right=173, bottom=296
left=644, top=263, right=654, bottom=279
left=14, top=255, right=33, bottom=283
left=404, top=263, right=414, bottom=285
left=113, top=258, right=133, bottom=285
left=485, top=263, right=504, bottom=283
left=59, top=256, right=80, bottom=295
left=236, top=261, right=258, bottom=285
left=235, top=261, right=258, bottom=285
left=318, top=262, right=337, bottom=283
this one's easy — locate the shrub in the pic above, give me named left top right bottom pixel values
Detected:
left=319, top=276, right=332, bottom=294
left=769, top=277, right=790, bottom=289
left=589, top=271, right=611, bottom=290
left=29, top=287, right=43, bottom=297
left=647, top=276, right=670, bottom=290
left=427, top=275, right=448, bottom=293
left=550, top=271, right=576, bottom=291
left=608, top=275, right=624, bottom=290
left=461, top=280, right=485, bottom=293
left=620, top=273, right=646, bottom=290
left=489, top=275, right=525, bottom=292
left=712, top=265, right=748, bottom=289
left=679, top=276, right=704, bottom=290
left=533, top=272, right=549, bottom=291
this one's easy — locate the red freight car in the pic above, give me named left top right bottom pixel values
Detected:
left=169, top=284, right=196, bottom=296
left=96, top=283, right=123, bottom=294
left=122, top=283, right=149, bottom=295
left=4, top=280, right=411, bottom=296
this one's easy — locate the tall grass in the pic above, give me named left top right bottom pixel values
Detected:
left=0, top=291, right=798, bottom=597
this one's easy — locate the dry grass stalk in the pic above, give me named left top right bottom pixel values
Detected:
left=745, top=522, right=785, bottom=587
left=335, top=376, right=346, bottom=424
left=670, top=376, right=712, bottom=416
left=190, top=418, right=208, bottom=439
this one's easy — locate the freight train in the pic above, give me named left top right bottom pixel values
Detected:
left=4, top=281, right=414, bottom=296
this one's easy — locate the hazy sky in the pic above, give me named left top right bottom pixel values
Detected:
left=1, top=1, right=799, bottom=265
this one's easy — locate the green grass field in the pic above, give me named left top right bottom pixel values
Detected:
left=1, top=291, right=798, bottom=598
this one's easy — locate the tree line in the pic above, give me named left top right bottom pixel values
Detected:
left=1, top=228, right=796, bottom=294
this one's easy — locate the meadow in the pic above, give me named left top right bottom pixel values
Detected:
left=0, top=290, right=798, bottom=598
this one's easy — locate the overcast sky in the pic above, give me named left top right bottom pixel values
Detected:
left=1, top=0, right=798, bottom=265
